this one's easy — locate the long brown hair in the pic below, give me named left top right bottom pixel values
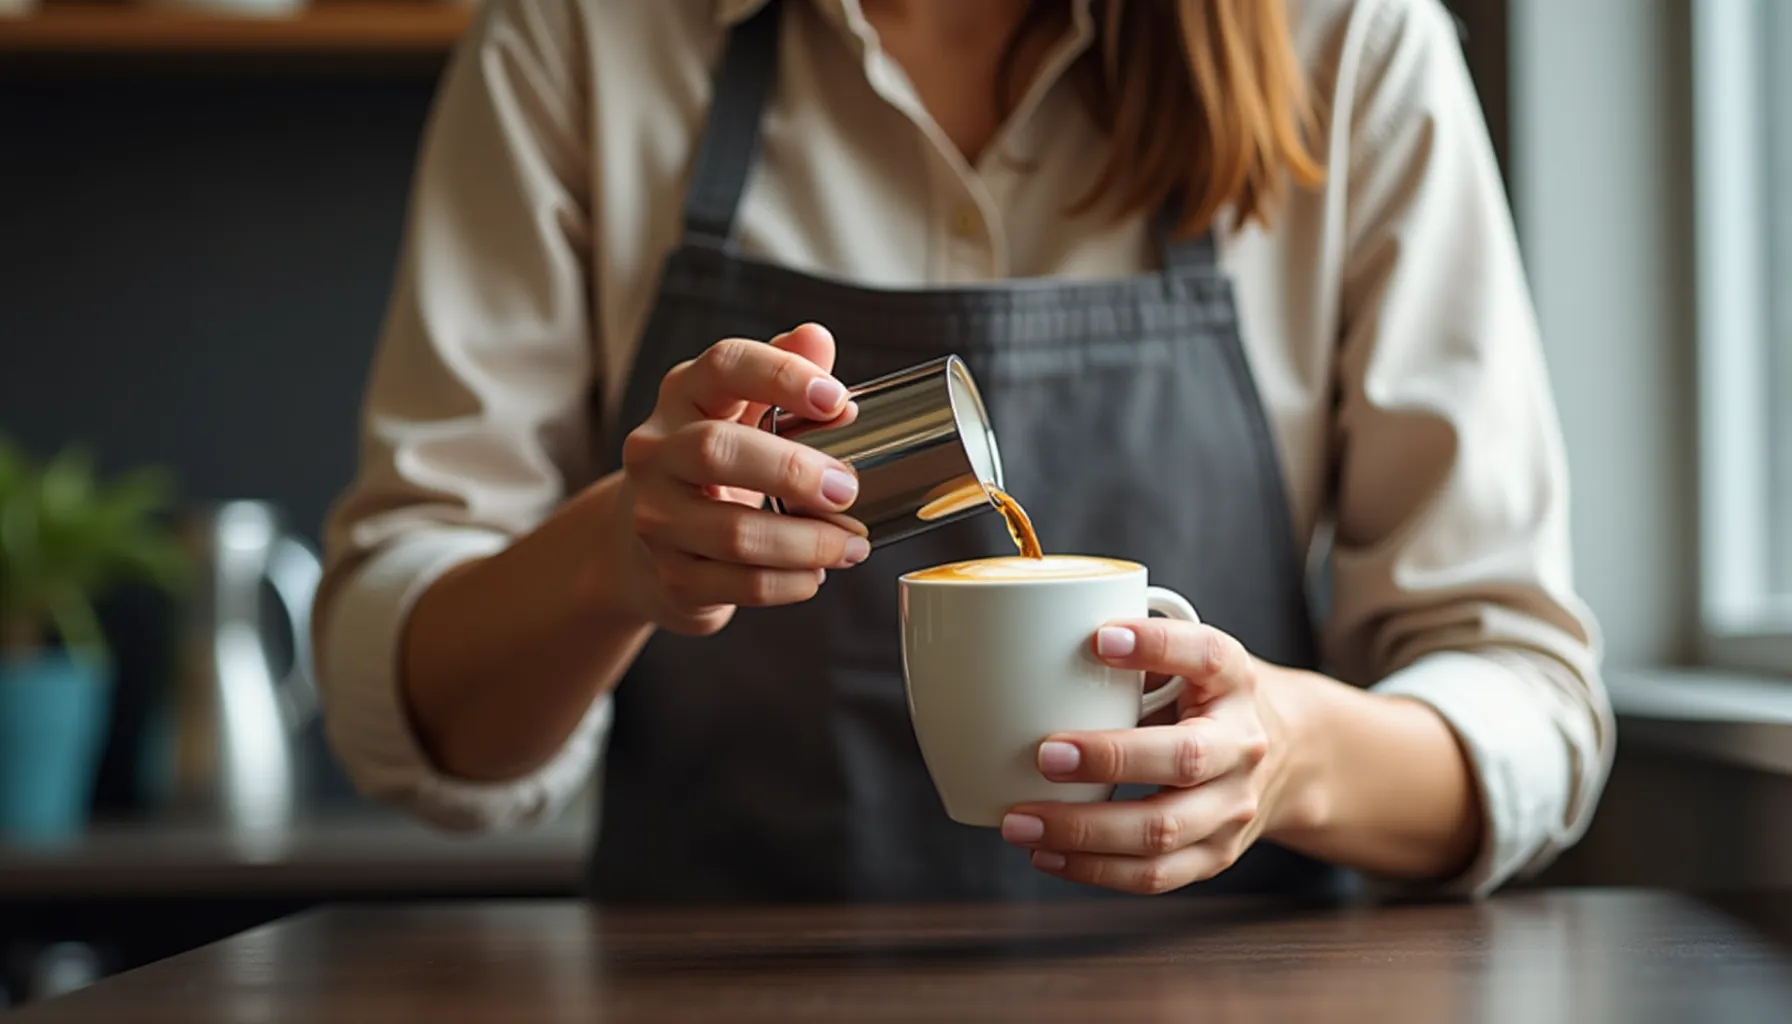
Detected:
left=1002, top=0, right=1324, bottom=237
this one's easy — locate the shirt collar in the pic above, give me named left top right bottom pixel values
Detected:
left=716, top=0, right=772, bottom=25
left=716, top=0, right=1097, bottom=30
left=714, top=0, right=1100, bottom=120
left=715, top=0, right=857, bottom=29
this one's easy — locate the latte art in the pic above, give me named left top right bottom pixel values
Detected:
left=905, top=555, right=1140, bottom=583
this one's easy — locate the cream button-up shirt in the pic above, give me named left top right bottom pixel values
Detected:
left=315, top=0, right=1614, bottom=896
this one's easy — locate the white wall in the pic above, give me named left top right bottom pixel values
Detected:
left=1508, top=0, right=1698, bottom=669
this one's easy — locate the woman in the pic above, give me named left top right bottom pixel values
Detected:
left=315, top=0, right=1612, bottom=903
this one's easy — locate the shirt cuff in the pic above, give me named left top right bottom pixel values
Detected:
left=1367, top=649, right=1575, bottom=898
left=317, top=528, right=609, bottom=832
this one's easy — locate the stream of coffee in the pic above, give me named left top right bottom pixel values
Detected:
left=986, top=486, right=1043, bottom=560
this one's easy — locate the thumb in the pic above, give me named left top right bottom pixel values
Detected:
left=1093, top=620, right=1252, bottom=706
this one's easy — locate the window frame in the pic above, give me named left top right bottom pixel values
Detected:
left=1692, top=0, right=1792, bottom=676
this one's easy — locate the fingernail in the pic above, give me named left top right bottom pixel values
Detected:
left=1038, top=741, right=1080, bottom=777
left=1096, top=626, right=1136, bottom=658
left=1031, top=850, right=1067, bottom=872
left=821, top=468, right=858, bottom=506
left=807, top=377, right=847, bottom=413
left=816, top=568, right=827, bottom=585
left=1001, top=813, right=1045, bottom=844
left=842, top=536, right=871, bottom=565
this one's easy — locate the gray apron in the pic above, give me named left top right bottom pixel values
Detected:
left=589, top=0, right=1343, bottom=904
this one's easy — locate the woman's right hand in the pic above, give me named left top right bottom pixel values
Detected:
left=616, top=323, right=869, bottom=636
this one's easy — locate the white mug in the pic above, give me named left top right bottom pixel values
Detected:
left=898, top=558, right=1200, bottom=826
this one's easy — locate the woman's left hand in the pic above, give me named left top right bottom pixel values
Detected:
left=999, top=619, right=1310, bottom=895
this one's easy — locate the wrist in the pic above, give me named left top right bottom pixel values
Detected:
left=558, top=471, right=656, bottom=631
left=1259, top=665, right=1339, bottom=842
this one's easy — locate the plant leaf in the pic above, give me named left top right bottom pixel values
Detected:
left=99, top=466, right=174, bottom=523
left=0, top=447, right=43, bottom=626
left=37, top=444, right=96, bottom=520
left=46, top=586, right=109, bottom=664
left=0, top=436, right=187, bottom=650
left=0, top=436, right=26, bottom=497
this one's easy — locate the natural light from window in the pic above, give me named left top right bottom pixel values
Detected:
left=1694, top=0, right=1792, bottom=672
left=1772, top=0, right=1792, bottom=597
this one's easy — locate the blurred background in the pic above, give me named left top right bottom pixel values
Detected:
left=0, top=0, right=1787, bottom=1011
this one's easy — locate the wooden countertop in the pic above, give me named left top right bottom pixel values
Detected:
left=11, top=889, right=1792, bottom=1021
left=0, top=810, right=588, bottom=899
left=0, top=3, right=473, bottom=55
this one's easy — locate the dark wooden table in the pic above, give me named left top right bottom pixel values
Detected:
left=0, top=811, right=587, bottom=901
left=10, top=889, right=1792, bottom=1022
left=0, top=811, right=588, bottom=1008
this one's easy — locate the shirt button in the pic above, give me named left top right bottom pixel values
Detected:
left=949, top=204, right=981, bottom=240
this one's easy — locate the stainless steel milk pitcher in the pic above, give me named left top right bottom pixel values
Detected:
left=758, top=355, right=1004, bottom=548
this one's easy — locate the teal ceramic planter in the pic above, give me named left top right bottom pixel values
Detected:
left=0, top=651, right=111, bottom=844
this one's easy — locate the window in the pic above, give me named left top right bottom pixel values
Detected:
left=1694, top=0, right=1792, bottom=673
left=1774, top=2, right=1792, bottom=601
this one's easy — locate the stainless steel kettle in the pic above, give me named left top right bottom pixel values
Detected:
left=170, top=500, right=321, bottom=834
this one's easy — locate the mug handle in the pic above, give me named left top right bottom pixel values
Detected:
left=1139, top=587, right=1201, bottom=718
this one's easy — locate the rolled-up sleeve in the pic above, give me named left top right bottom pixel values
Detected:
left=312, top=0, right=606, bottom=831
left=1323, top=0, right=1615, bottom=895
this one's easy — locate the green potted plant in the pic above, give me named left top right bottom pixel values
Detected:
left=0, top=437, right=186, bottom=844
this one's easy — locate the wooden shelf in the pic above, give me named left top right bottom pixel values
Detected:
left=0, top=2, right=474, bottom=55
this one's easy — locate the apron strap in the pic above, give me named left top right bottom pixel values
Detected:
left=1162, top=230, right=1220, bottom=274
left=681, top=0, right=785, bottom=247
left=1153, top=202, right=1221, bottom=276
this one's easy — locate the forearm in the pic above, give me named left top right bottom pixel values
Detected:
left=1265, top=668, right=1484, bottom=882
left=401, top=471, right=652, bottom=783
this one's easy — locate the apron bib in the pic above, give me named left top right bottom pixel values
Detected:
left=588, top=0, right=1343, bottom=904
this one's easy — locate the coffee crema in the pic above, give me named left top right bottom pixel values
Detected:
left=905, top=554, right=1140, bottom=583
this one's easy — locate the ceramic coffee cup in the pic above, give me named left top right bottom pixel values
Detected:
left=898, top=556, right=1200, bottom=826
